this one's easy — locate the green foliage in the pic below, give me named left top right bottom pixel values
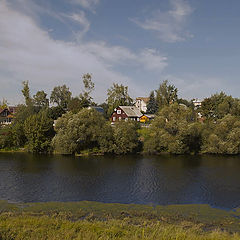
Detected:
left=80, top=73, right=95, bottom=105
left=52, top=109, right=112, bottom=154
left=33, top=90, right=49, bottom=110
left=10, top=122, right=27, bottom=148
left=24, top=111, right=54, bottom=153
left=202, top=114, right=240, bottom=154
left=98, top=102, right=109, bottom=119
left=21, top=81, right=33, bottom=107
left=146, top=91, right=157, bottom=114
left=47, top=106, right=66, bottom=120
left=178, top=98, right=194, bottom=108
left=156, top=80, right=178, bottom=110
left=67, top=74, right=95, bottom=113
left=200, top=92, right=240, bottom=120
left=112, top=121, right=140, bottom=154
left=144, top=103, right=201, bottom=154
left=0, top=126, right=13, bottom=149
left=106, top=83, right=133, bottom=117
left=52, top=109, right=141, bottom=155
left=67, top=97, right=84, bottom=114
left=50, top=85, right=72, bottom=110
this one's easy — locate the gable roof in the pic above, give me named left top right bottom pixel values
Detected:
left=119, top=106, right=142, bottom=117
left=0, top=108, right=9, bottom=114
left=0, top=107, right=17, bottom=115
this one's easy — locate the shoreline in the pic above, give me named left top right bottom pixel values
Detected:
left=1, top=148, right=240, bottom=156
left=0, top=200, right=240, bottom=239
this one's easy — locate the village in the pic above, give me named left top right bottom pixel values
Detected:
left=0, top=97, right=202, bottom=126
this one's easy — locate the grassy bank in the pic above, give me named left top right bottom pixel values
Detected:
left=1, top=201, right=240, bottom=239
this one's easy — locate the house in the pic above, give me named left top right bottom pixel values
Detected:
left=192, top=99, right=202, bottom=108
left=135, top=97, right=149, bottom=113
left=0, top=108, right=14, bottom=125
left=140, top=114, right=155, bottom=123
left=111, top=106, right=142, bottom=122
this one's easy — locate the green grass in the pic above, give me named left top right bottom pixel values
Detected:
left=1, top=201, right=240, bottom=239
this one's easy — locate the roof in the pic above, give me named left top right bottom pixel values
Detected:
left=119, top=106, right=142, bottom=117
left=0, top=107, right=17, bottom=114
left=8, top=106, right=18, bottom=113
left=136, top=97, right=150, bottom=103
left=88, top=106, right=105, bottom=114
left=144, top=114, right=155, bottom=119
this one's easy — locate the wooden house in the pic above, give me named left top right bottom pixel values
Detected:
left=111, top=106, right=142, bottom=122
left=0, top=107, right=17, bottom=125
left=140, top=114, right=155, bottom=123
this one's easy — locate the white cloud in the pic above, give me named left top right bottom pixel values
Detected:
left=131, top=0, right=193, bottom=43
left=138, top=49, right=168, bottom=71
left=0, top=0, right=167, bottom=104
left=65, top=11, right=90, bottom=38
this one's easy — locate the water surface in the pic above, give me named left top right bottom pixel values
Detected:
left=0, top=153, right=240, bottom=209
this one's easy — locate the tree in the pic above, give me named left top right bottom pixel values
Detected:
left=68, top=97, right=83, bottom=114
left=82, top=74, right=94, bottom=101
left=22, top=81, right=32, bottom=106
left=200, top=92, right=240, bottom=120
left=202, top=114, right=240, bottom=154
left=178, top=98, right=194, bottom=108
left=112, top=121, right=141, bottom=154
left=78, top=73, right=95, bottom=108
left=146, top=91, right=157, bottom=114
left=50, top=85, right=72, bottom=110
left=33, top=90, right=49, bottom=109
left=52, top=108, right=113, bottom=154
left=143, top=103, right=200, bottom=154
left=156, top=80, right=178, bottom=110
left=24, top=111, right=54, bottom=153
left=106, top=83, right=133, bottom=117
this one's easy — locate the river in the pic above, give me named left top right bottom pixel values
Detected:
left=0, top=153, right=240, bottom=209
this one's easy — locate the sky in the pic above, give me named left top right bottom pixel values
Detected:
left=1, top=0, right=240, bottom=105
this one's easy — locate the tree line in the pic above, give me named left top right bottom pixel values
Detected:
left=1, top=75, right=240, bottom=155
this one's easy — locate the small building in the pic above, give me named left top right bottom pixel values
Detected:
left=0, top=108, right=15, bottom=125
left=140, top=114, right=155, bottom=123
left=111, top=106, right=142, bottom=122
left=135, top=97, right=149, bottom=113
left=192, top=99, right=202, bottom=108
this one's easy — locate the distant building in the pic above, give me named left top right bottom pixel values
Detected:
left=140, top=114, right=155, bottom=123
left=192, top=99, right=202, bottom=108
left=0, top=106, right=17, bottom=125
left=111, top=106, right=142, bottom=122
left=135, top=97, right=149, bottom=113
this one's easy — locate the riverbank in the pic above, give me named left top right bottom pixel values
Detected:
left=1, top=201, right=240, bottom=239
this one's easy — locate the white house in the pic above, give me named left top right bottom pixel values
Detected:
left=135, top=97, right=149, bottom=113
left=192, top=99, right=202, bottom=108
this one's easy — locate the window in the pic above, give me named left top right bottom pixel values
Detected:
left=117, top=110, right=121, bottom=114
left=113, top=117, right=116, bottom=121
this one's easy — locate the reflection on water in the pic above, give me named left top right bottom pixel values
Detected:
left=0, top=153, right=240, bottom=209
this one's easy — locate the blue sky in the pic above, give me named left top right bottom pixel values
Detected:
left=1, top=0, right=240, bottom=104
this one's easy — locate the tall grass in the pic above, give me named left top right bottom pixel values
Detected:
left=0, top=214, right=239, bottom=240
left=1, top=201, right=240, bottom=240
